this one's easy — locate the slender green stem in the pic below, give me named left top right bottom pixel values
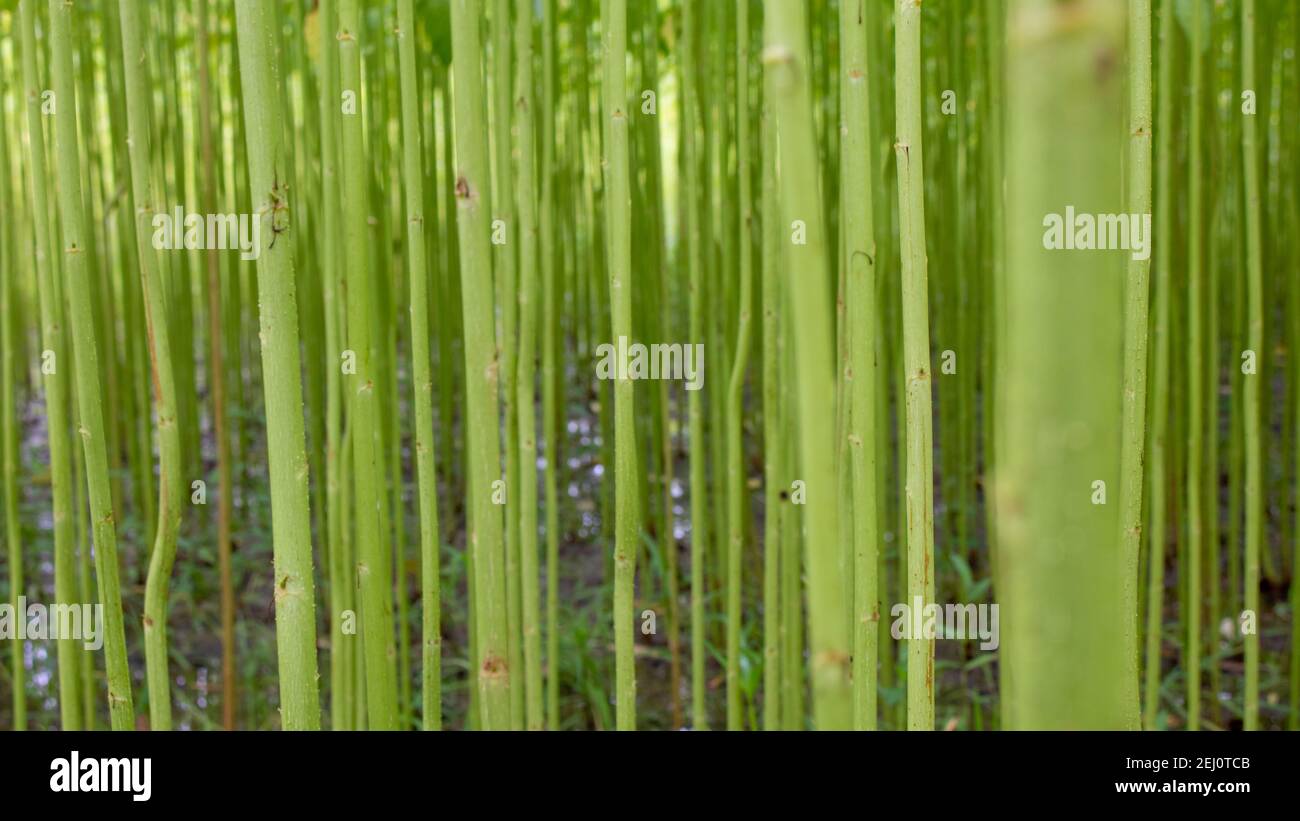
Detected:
left=1118, top=0, right=1151, bottom=732
left=450, top=0, right=510, bottom=730
left=337, top=0, right=399, bottom=730
left=2, top=15, right=27, bottom=731
left=1184, top=0, right=1204, bottom=731
left=493, top=0, right=524, bottom=732
left=513, top=0, right=544, bottom=731
left=894, top=0, right=934, bottom=731
left=540, top=0, right=561, bottom=732
left=1144, top=0, right=1174, bottom=730
left=317, top=0, right=351, bottom=731
left=602, top=0, right=636, bottom=732
left=118, top=0, right=183, bottom=731
left=43, top=0, right=134, bottom=730
left=766, top=0, right=850, bottom=731
left=397, top=0, right=443, bottom=731
left=682, top=0, right=709, bottom=731
left=843, top=0, right=879, bottom=731
left=760, top=66, right=782, bottom=731
left=725, top=0, right=752, bottom=732
left=1241, top=0, right=1262, bottom=733
left=21, top=0, right=80, bottom=731
left=195, top=0, right=237, bottom=732
left=1292, top=0, right=1300, bottom=734
left=231, top=0, right=323, bottom=730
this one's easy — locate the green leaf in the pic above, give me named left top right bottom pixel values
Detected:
left=949, top=553, right=975, bottom=593
left=964, top=652, right=1000, bottom=673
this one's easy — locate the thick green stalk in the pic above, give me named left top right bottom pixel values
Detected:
left=397, top=0, right=443, bottom=732
left=43, top=0, right=134, bottom=731
left=338, top=0, right=399, bottom=730
left=999, top=0, right=1128, bottom=729
left=450, top=0, right=510, bottom=730
left=894, top=0, right=934, bottom=730
left=725, top=0, right=753, bottom=732
left=602, top=0, right=637, bottom=732
left=21, top=0, right=80, bottom=731
left=1241, top=0, right=1262, bottom=732
left=843, top=0, right=879, bottom=731
left=1118, top=0, right=1151, bottom=732
left=117, top=0, right=182, bottom=731
left=766, top=0, right=851, bottom=730
left=233, top=0, right=322, bottom=729
left=514, top=0, right=543, bottom=731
